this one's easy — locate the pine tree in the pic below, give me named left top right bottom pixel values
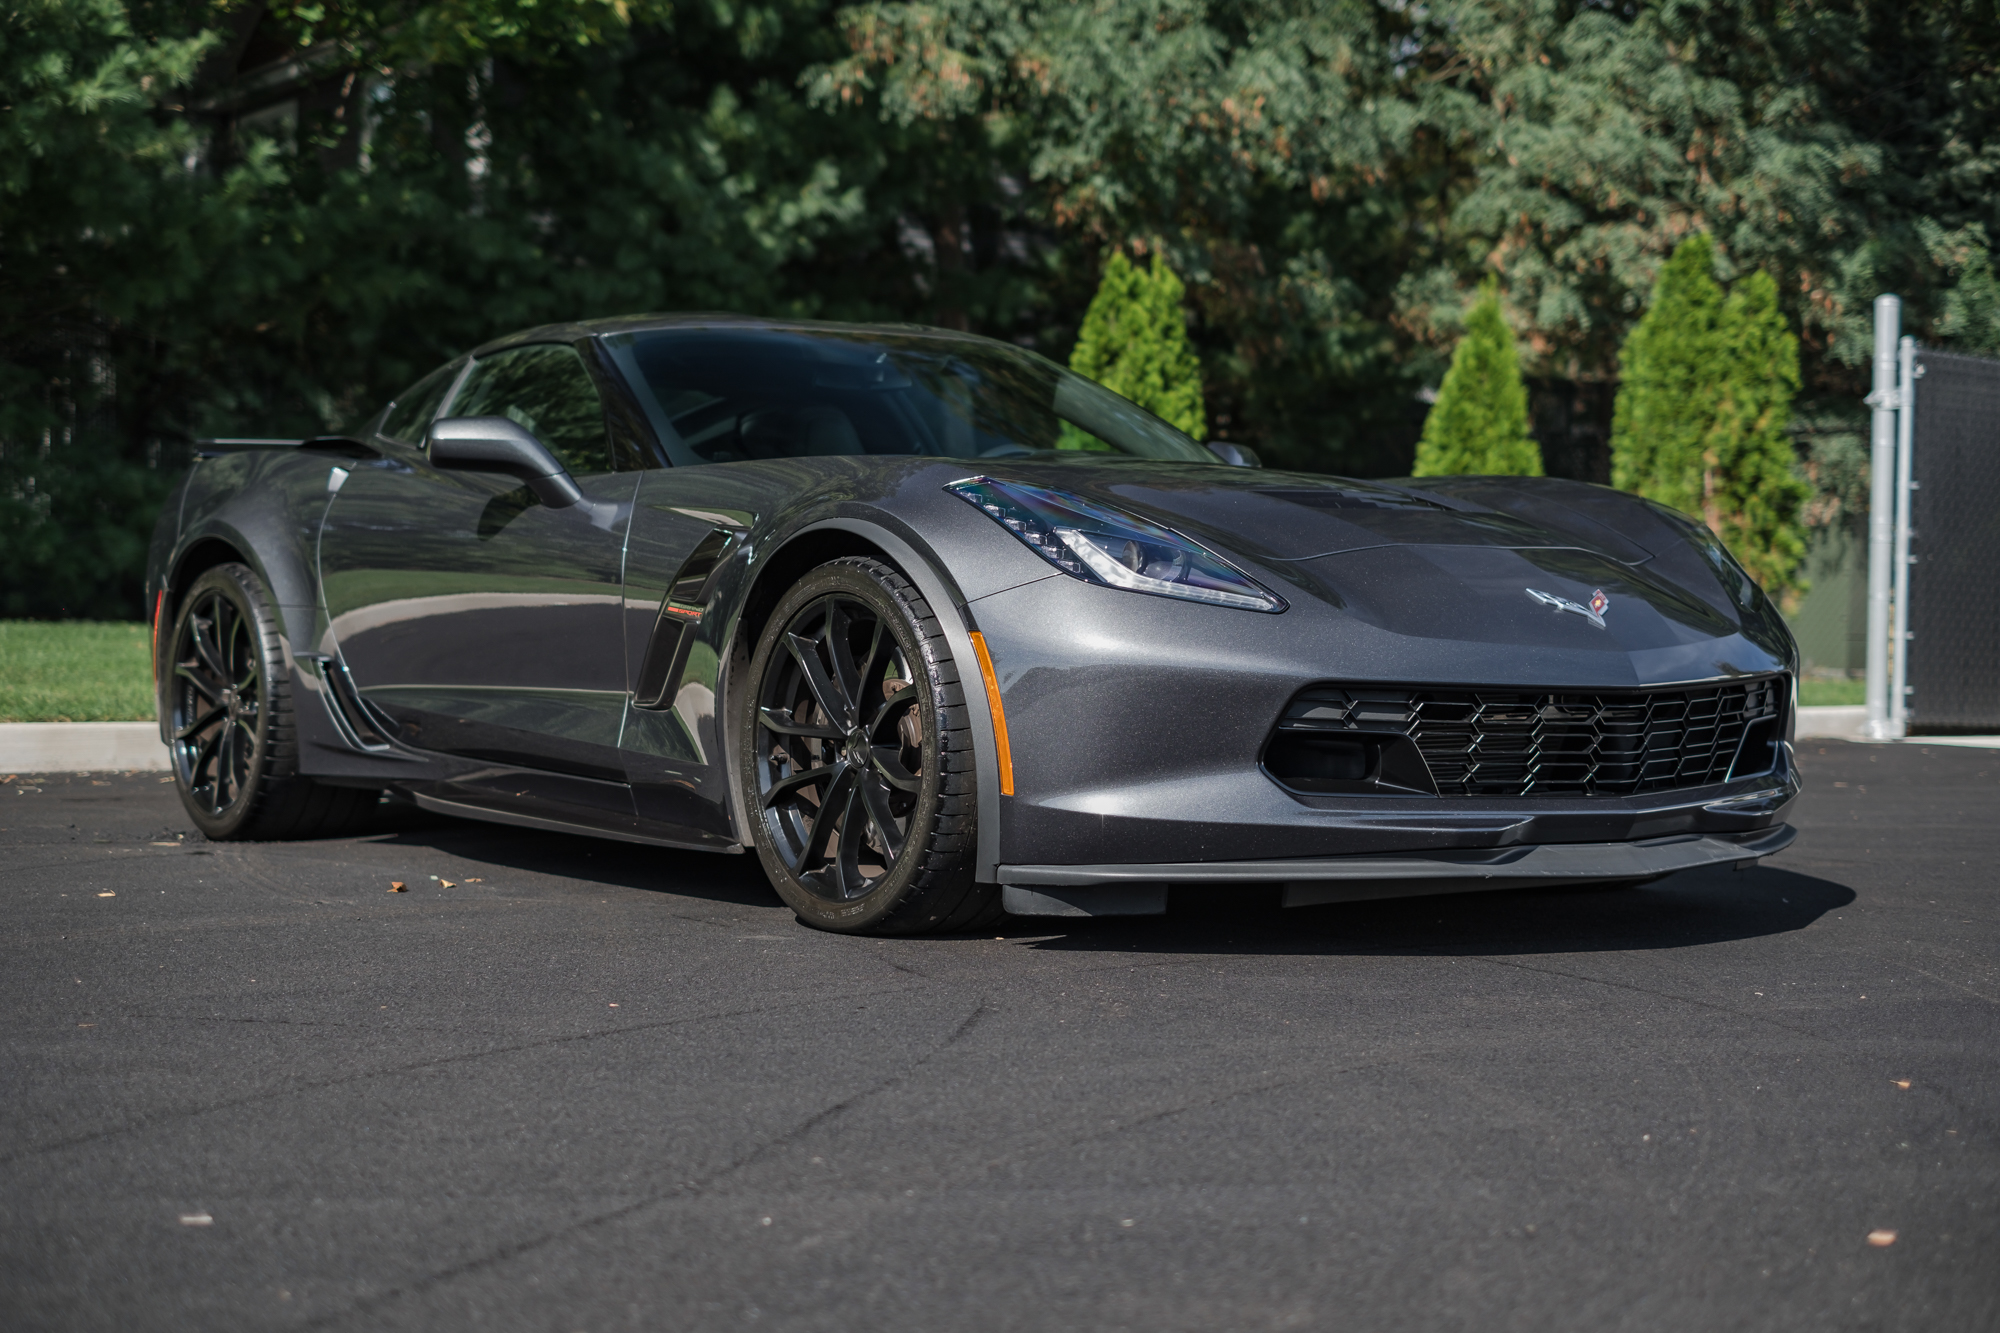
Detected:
left=1065, top=251, right=1207, bottom=443
left=1710, top=271, right=1810, bottom=597
left=1611, top=235, right=1726, bottom=515
left=1411, top=283, right=1543, bottom=476
left=1612, top=237, right=1810, bottom=601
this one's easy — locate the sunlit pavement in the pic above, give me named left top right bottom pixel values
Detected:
left=2, top=741, right=1995, bottom=1331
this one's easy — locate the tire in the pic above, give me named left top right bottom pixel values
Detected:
left=165, top=563, right=381, bottom=840
left=737, top=557, right=999, bottom=935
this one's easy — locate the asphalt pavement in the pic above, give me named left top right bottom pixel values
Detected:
left=2, top=740, right=1995, bottom=1332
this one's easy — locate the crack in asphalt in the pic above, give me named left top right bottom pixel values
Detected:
left=296, top=997, right=994, bottom=1329
left=0, top=983, right=922, bottom=1169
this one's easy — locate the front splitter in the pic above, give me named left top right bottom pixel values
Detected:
left=998, top=825, right=1795, bottom=917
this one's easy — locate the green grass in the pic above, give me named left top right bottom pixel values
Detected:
left=1798, top=677, right=1866, bottom=707
left=0, top=621, right=155, bottom=722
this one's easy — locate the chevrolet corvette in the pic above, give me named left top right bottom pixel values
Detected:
left=146, top=315, right=1799, bottom=932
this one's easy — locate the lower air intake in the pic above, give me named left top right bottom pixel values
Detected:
left=1269, top=677, right=1787, bottom=797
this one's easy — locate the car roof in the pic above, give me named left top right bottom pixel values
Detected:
left=470, top=313, right=1012, bottom=360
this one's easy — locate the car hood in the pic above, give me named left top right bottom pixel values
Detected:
left=971, top=460, right=1792, bottom=668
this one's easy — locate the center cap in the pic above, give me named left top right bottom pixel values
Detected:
left=846, top=727, right=870, bottom=765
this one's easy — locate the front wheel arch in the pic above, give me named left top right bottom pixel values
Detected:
left=736, top=555, right=996, bottom=934
left=719, top=519, right=1001, bottom=882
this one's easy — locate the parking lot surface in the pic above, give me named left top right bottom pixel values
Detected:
left=2, top=740, right=1995, bottom=1331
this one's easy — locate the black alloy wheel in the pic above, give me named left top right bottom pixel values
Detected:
left=741, top=558, right=995, bottom=934
left=756, top=590, right=923, bottom=897
left=164, top=562, right=383, bottom=840
left=170, top=578, right=265, bottom=820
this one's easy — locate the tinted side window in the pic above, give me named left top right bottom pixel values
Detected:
left=445, top=343, right=612, bottom=476
left=379, top=363, right=460, bottom=444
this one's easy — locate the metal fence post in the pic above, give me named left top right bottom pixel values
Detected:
left=1863, top=295, right=1900, bottom=740
left=1889, top=336, right=1917, bottom=737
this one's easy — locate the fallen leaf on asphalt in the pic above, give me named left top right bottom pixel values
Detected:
left=439, top=879, right=455, bottom=888
left=1892, top=1079, right=1911, bottom=1089
left=0, top=775, right=13, bottom=783
left=464, top=878, right=483, bottom=883
left=1868, top=1229, right=1897, bottom=1247
left=179, top=1213, right=212, bottom=1227
left=97, top=892, right=115, bottom=898
left=389, top=882, right=406, bottom=892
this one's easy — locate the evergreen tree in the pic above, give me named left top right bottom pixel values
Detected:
left=1611, top=235, right=1727, bottom=515
left=1612, top=237, right=1809, bottom=601
left=1411, top=283, right=1542, bottom=476
left=1065, top=251, right=1206, bottom=442
left=1710, top=271, right=1810, bottom=597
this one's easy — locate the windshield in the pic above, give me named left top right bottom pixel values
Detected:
left=601, top=326, right=1214, bottom=467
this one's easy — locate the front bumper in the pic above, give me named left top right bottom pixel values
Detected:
left=1000, top=823, right=1796, bottom=917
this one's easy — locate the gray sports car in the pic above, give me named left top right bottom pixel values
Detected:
left=146, top=315, right=1799, bottom=933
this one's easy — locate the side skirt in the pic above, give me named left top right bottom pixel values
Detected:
left=408, top=791, right=744, bottom=854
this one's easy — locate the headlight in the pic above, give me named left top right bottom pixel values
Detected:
left=946, top=476, right=1286, bottom=613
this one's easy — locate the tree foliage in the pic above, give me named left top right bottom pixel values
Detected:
left=4, top=0, right=1997, bottom=616
left=1612, top=236, right=1809, bottom=600
left=1412, top=283, right=1541, bottom=477
left=1710, top=271, right=1810, bottom=598
left=1066, top=252, right=1205, bottom=441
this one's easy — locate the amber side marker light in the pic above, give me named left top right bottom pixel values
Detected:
left=151, top=589, right=166, bottom=684
left=967, top=631, right=1015, bottom=796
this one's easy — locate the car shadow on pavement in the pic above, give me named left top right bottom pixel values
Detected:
left=353, top=813, right=782, bottom=909
left=350, top=810, right=1857, bottom=955
left=1009, top=866, right=1856, bottom=957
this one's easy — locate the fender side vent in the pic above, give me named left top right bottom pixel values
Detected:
left=323, top=656, right=396, bottom=750
left=634, top=527, right=737, bottom=710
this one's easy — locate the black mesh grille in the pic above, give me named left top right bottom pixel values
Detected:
left=1273, top=677, right=1787, bottom=797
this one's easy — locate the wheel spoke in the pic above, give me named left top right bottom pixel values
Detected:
left=831, top=775, right=869, bottom=894
left=868, top=683, right=916, bottom=734
left=758, top=705, right=842, bottom=740
left=227, top=605, right=249, bottom=684
left=175, top=663, right=222, bottom=703
left=761, top=758, right=844, bottom=810
left=190, top=614, right=229, bottom=682
left=785, top=630, right=852, bottom=725
left=869, top=744, right=921, bottom=793
left=214, top=720, right=238, bottom=812
left=857, top=772, right=905, bottom=861
left=191, top=725, right=223, bottom=793
left=798, top=764, right=857, bottom=877
left=175, top=705, right=224, bottom=742
left=830, top=608, right=884, bottom=715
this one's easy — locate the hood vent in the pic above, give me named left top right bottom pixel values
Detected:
left=1257, top=487, right=1448, bottom=512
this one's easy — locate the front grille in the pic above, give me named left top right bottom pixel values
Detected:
left=1271, top=677, right=1786, bottom=797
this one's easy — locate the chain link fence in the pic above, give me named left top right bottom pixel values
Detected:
left=1909, top=349, right=2000, bottom=734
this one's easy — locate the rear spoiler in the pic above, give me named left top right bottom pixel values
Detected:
left=194, top=436, right=379, bottom=460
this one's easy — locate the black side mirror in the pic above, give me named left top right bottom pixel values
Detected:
left=1206, top=441, right=1261, bottom=468
left=428, top=416, right=583, bottom=509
